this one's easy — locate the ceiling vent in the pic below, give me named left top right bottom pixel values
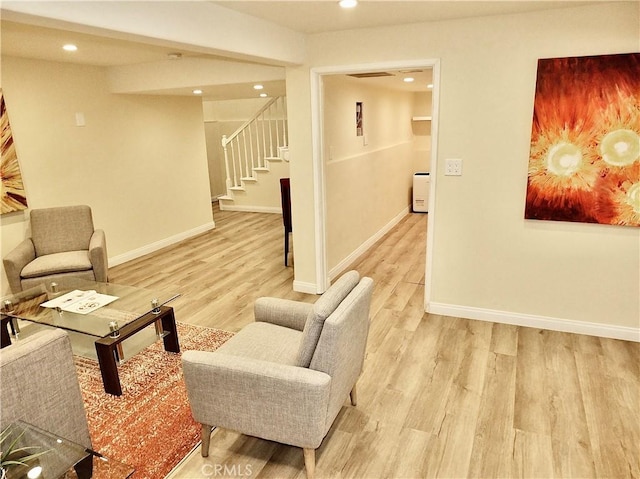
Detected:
left=348, top=72, right=395, bottom=78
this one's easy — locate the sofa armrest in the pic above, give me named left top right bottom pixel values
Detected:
left=182, top=350, right=330, bottom=448
left=89, top=229, right=108, bottom=282
left=3, top=239, right=35, bottom=293
left=0, top=329, right=92, bottom=449
left=254, top=297, right=313, bottom=331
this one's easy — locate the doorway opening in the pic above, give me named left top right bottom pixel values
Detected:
left=311, top=59, right=440, bottom=311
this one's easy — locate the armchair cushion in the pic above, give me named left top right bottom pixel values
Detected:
left=216, top=322, right=302, bottom=365
left=21, top=251, right=93, bottom=278
left=296, top=270, right=360, bottom=367
left=30, top=205, right=94, bottom=256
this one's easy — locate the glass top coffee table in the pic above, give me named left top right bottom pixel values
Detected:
left=0, top=278, right=180, bottom=396
left=2, top=420, right=134, bottom=479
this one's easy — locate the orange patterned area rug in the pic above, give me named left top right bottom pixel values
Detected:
left=74, top=322, right=234, bottom=479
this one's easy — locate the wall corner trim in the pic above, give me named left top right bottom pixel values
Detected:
left=293, top=280, right=319, bottom=295
left=108, top=221, right=215, bottom=268
left=218, top=205, right=281, bottom=214
left=427, top=302, right=640, bottom=342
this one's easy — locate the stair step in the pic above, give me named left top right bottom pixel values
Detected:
left=264, top=157, right=283, bottom=162
left=230, top=186, right=245, bottom=191
left=279, top=146, right=290, bottom=162
left=241, top=176, right=258, bottom=182
left=253, top=167, right=269, bottom=172
left=218, top=195, right=233, bottom=201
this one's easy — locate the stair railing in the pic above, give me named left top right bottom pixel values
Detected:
left=221, top=96, right=288, bottom=193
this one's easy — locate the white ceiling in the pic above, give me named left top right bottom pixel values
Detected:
left=1, top=2, right=600, bottom=67
left=214, top=1, right=597, bottom=35
left=0, top=20, right=221, bottom=67
left=0, top=1, right=605, bottom=100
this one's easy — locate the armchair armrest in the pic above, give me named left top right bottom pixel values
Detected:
left=182, top=350, right=331, bottom=448
left=3, top=239, right=35, bottom=293
left=89, top=229, right=108, bottom=282
left=254, top=297, right=313, bottom=331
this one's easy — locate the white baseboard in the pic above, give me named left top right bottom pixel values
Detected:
left=293, top=280, right=319, bottom=295
left=329, top=206, right=409, bottom=280
left=218, top=204, right=281, bottom=214
left=428, top=302, right=640, bottom=342
left=108, top=221, right=216, bottom=267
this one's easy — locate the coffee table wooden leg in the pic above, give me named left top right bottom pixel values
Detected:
left=74, top=453, right=94, bottom=479
left=95, top=342, right=123, bottom=396
left=161, top=308, right=180, bottom=353
left=0, top=316, right=12, bottom=348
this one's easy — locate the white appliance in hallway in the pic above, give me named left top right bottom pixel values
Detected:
left=412, top=172, right=430, bottom=213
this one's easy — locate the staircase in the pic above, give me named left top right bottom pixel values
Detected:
left=218, top=96, right=289, bottom=212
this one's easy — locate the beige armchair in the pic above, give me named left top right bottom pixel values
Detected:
left=1, top=328, right=92, bottom=449
left=182, top=270, right=374, bottom=479
left=3, top=205, right=108, bottom=293
left=1, top=328, right=94, bottom=477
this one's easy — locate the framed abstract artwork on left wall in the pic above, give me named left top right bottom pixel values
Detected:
left=1, top=89, right=28, bottom=214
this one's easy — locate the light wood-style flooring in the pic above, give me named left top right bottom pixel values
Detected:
left=109, top=204, right=640, bottom=479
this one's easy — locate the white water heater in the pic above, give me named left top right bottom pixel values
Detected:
left=413, top=172, right=430, bottom=213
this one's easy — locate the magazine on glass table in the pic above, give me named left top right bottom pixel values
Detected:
left=41, top=289, right=119, bottom=315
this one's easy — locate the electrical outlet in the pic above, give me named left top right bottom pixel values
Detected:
left=445, top=158, right=463, bottom=176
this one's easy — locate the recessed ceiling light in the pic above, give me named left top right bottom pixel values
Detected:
left=253, top=84, right=264, bottom=90
left=259, top=93, right=268, bottom=98
left=62, top=44, right=78, bottom=52
left=339, top=0, right=358, bottom=8
left=403, top=77, right=415, bottom=83
left=192, top=89, right=203, bottom=95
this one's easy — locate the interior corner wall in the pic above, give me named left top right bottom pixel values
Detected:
left=0, top=56, right=213, bottom=294
left=322, top=75, right=416, bottom=271
left=288, top=2, right=640, bottom=331
left=204, top=121, right=227, bottom=198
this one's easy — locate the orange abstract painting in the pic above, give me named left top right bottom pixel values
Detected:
left=1, top=89, right=28, bottom=214
left=525, top=53, right=640, bottom=227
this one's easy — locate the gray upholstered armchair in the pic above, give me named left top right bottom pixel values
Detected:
left=0, top=328, right=92, bottom=450
left=182, top=270, right=374, bottom=479
left=3, top=205, right=108, bottom=293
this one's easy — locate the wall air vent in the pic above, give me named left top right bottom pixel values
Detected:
left=347, top=72, right=395, bottom=78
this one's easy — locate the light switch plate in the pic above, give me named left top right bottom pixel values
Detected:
left=445, top=158, right=463, bottom=176
left=75, top=112, right=85, bottom=127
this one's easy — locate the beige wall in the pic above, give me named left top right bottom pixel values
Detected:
left=2, top=3, right=636, bottom=335
left=0, top=56, right=213, bottom=294
left=287, top=3, right=640, bottom=331
left=323, top=75, right=417, bottom=271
